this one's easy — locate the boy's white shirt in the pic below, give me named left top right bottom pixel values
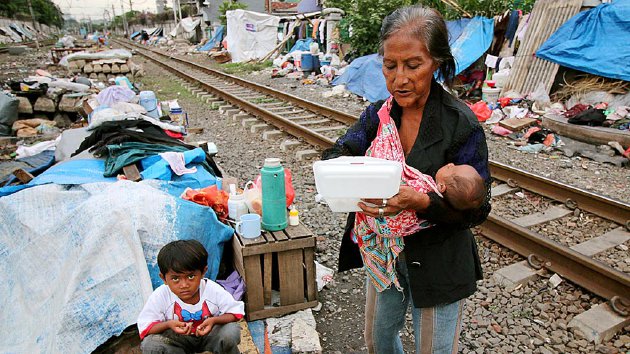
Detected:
left=137, top=278, right=244, bottom=338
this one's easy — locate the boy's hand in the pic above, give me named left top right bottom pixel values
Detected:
left=170, top=320, right=193, bottom=335
left=196, top=318, right=215, bottom=336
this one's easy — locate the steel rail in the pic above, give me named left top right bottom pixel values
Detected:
left=490, top=160, right=630, bottom=227
left=117, top=39, right=358, bottom=126
left=118, top=41, right=336, bottom=149
left=481, top=214, right=630, bottom=303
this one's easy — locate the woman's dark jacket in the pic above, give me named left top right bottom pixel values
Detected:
left=321, top=80, right=491, bottom=308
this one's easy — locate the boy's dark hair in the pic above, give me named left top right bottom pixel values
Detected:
left=157, top=240, right=208, bottom=275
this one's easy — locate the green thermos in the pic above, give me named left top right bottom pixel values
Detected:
left=261, top=158, right=288, bottom=231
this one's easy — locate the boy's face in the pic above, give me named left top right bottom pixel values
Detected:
left=160, top=266, right=207, bottom=305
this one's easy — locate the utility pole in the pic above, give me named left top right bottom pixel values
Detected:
left=129, top=0, right=133, bottom=13
left=112, top=5, right=117, bottom=34
left=120, top=0, right=129, bottom=36
left=26, top=0, right=40, bottom=49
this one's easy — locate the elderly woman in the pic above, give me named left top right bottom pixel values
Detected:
left=322, top=5, right=491, bottom=354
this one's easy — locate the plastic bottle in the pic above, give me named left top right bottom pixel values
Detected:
left=289, top=206, right=299, bottom=226
left=227, top=184, right=248, bottom=221
left=260, top=158, right=288, bottom=231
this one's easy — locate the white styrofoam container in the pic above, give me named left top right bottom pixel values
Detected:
left=312, top=156, right=402, bottom=212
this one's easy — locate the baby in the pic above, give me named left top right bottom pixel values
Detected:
left=355, top=163, right=486, bottom=291
left=137, top=240, right=244, bottom=354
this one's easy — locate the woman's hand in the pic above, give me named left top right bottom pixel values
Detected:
left=358, top=186, right=430, bottom=217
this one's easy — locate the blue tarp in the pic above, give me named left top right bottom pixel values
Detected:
left=198, top=25, right=224, bottom=51
left=332, top=16, right=494, bottom=102
left=332, top=54, right=389, bottom=103
left=449, top=16, right=494, bottom=75
left=289, top=38, right=314, bottom=53
left=536, top=0, right=630, bottom=81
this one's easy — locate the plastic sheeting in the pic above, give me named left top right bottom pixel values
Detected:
left=332, top=54, right=389, bottom=103
left=225, top=9, right=280, bottom=63
left=449, top=16, right=494, bottom=75
left=59, top=49, right=132, bottom=67
left=198, top=25, right=224, bottom=51
left=169, top=17, right=201, bottom=39
left=536, top=0, right=630, bottom=81
left=0, top=180, right=234, bottom=353
left=332, top=17, right=494, bottom=102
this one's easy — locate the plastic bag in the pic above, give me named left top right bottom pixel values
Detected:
left=243, top=181, right=262, bottom=215
left=254, top=168, right=295, bottom=207
left=470, top=101, right=492, bottom=122
left=181, top=185, right=229, bottom=220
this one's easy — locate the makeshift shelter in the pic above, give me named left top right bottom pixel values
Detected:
left=197, top=25, right=224, bottom=51
left=536, top=0, right=630, bottom=82
left=169, top=17, right=201, bottom=40
left=225, top=9, right=280, bottom=63
left=332, top=16, right=494, bottom=102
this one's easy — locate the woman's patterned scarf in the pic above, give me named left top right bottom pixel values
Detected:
left=354, top=97, right=441, bottom=292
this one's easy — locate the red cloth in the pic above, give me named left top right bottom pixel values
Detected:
left=164, top=130, right=184, bottom=139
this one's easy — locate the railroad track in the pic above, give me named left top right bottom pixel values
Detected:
left=118, top=39, right=630, bottom=338
left=0, top=39, right=56, bottom=53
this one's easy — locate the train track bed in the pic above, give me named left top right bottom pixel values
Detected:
left=125, top=43, right=630, bottom=353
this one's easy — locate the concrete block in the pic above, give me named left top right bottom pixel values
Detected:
left=280, top=139, right=301, bottom=151
left=251, top=123, right=270, bottom=133
left=210, top=101, right=224, bottom=109
left=218, top=105, right=233, bottom=113
left=33, top=97, right=56, bottom=112
left=493, top=261, right=538, bottom=288
left=225, top=109, right=240, bottom=118
left=17, top=97, right=33, bottom=115
left=263, top=130, right=283, bottom=140
left=58, top=95, right=80, bottom=113
left=233, top=113, right=250, bottom=121
left=241, top=118, right=258, bottom=127
left=571, top=227, right=630, bottom=257
left=291, top=318, right=322, bottom=354
left=296, top=149, right=319, bottom=161
left=512, top=205, right=571, bottom=227
left=568, top=303, right=630, bottom=343
left=491, top=184, right=518, bottom=197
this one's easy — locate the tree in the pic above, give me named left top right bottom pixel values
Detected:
left=0, top=0, right=64, bottom=28
left=218, top=1, right=248, bottom=26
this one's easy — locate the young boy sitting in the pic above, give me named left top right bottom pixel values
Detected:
left=137, top=240, right=244, bottom=354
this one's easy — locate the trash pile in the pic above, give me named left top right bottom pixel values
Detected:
left=469, top=79, right=630, bottom=166
left=0, top=47, right=148, bottom=141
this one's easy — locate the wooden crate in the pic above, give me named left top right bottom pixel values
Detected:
left=232, top=223, right=318, bottom=321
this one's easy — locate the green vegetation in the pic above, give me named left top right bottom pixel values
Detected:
left=137, top=74, right=196, bottom=101
left=0, top=0, right=64, bottom=28
left=220, top=61, right=273, bottom=75
left=324, top=0, right=535, bottom=58
left=251, top=97, right=276, bottom=104
left=219, top=1, right=248, bottom=26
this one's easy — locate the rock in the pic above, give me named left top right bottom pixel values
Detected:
left=58, top=95, right=80, bottom=113
left=97, top=73, right=107, bottom=82
left=120, top=64, right=130, bottom=73
left=33, top=97, right=56, bottom=112
left=17, top=96, right=33, bottom=115
left=89, top=73, right=98, bottom=79
left=111, top=64, right=120, bottom=74
left=53, top=113, right=73, bottom=128
left=92, top=64, right=102, bottom=73
left=102, top=64, right=111, bottom=73
left=292, top=318, right=323, bottom=353
left=83, top=63, right=93, bottom=73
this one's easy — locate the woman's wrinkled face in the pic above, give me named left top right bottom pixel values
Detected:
left=382, top=30, right=438, bottom=109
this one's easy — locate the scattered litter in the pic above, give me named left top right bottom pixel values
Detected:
left=549, top=273, right=563, bottom=289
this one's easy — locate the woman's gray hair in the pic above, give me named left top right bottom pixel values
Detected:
left=379, top=5, right=456, bottom=87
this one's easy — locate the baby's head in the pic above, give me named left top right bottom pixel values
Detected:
left=435, top=163, right=485, bottom=211
left=158, top=240, right=208, bottom=303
